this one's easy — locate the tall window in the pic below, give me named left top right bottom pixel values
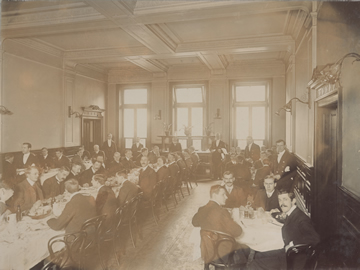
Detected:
left=232, top=83, right=269, bottom=149
left=173, top=85, right=206, bottom=150
left=122, top=88, right=148, bottom=148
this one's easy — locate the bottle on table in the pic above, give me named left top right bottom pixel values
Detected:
left=16, top=205, right=22, bottom=222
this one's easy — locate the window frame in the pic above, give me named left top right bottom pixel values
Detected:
left=231, top=80, right=270, bottom=148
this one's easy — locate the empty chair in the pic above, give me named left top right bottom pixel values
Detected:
left=286, top=244, right=317, bottom=270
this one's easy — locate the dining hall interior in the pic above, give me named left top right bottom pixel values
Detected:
left=1, top=1, right=360, bottom=270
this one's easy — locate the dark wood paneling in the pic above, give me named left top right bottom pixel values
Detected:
left=338, top=186, right=360, bottom=240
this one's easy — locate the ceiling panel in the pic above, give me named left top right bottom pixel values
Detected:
left=96, top=61, right=141, bottom=69
left=229, top=51, right=280, bottom=61
left=166, top=11, right=287, bottom=42
left=160, top=57, right=202, bottom=66
left=35, top=28, right=144, bottom=51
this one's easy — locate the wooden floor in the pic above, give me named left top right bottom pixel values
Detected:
left=104, top=180, right=218, bottom=270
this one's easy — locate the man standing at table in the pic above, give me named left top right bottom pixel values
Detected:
left=222, top=171, right=247, bottom=208
left=192, top=185, right=248, bottom=267
left=42, top=166, right=70, bottom=199
left=253, top=176, right=280, bottom=212
left=47, top=179, right=97, bottom=234
left=131, top=137, right=143, bottom=156
left=245, top=136, right=260, bottom=162
left=71, top=147, right=86, bottom=172
left=15, top=142, right=39, bottom=170
left=102, top=133, right=117, bottom=163
left=210, top=133, right=226, bottom=180
left=38, top=147, right=53, bottom=169
left=6, top=166, right=44, bottom=213
left=272, top=140, right=296, bottom=190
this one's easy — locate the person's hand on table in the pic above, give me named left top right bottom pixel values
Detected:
left=285, top=241, right=294, bottom=252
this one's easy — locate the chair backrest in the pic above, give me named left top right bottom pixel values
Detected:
left=44, top=231, right=87, bottom=270
left=200, top=229, right=237, bottom=267
left=286, top=244, right=316, bottom=270
left=81, top=214, right=107, bottom=250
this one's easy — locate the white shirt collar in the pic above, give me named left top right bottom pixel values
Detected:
left=43, top=155, right=48, bottom=159
left=55, top=175, right=61, bottom=183
left=266, top=189, right=275, bottom=198
left=248, top=143, right=253, bottom=149
left=23, top=153, right=30, bottom=163
left=277, top=150, right=286, bottom=162
left=97, top=184, right=104, bottom=193
left=58, top=154, right=63, bottom=160
left=210, top=199, right=221, bottom=206
left=168, top=161, right=175, bottom=166
left=26, top=178, right=35, bottom=186
left=91, top=167, right=97, bottom=174
left=225, top=185, right=233, bottom=194
left=141, top=165, right=148, bottom=171
left=71, top=170, right=78, bottom=176
left=286, top=205, right=297, bottom=216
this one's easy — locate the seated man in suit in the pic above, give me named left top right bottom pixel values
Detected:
left=6, top=166, right=44, bottom=213
left=38, top=147, right=53, bottom=169
left=0, top=187, right=14, bottom=215
left=131, top=137, right=143, bottom=157
left=254, top=158, right=272, bottom=188
left=15, top=142, right=39, bottom=170
left=233, top=156, right=252, bottom=183
left=245, top=136, right=261, bottom=162
left=79, top=160, right=103, bottom=187
left=42, top=166, right=70, bottom=199
left=222, top=171, right=247, bottom=208
left=91, top=144, right=106, bottom=161
left=71, top=147, right=86, bottom=172
left=116, top=171, right=139, bottom=208
left=167, top=153, right=180, bottom=179
left=121, top=150, right=137, bottom=173
left=138, top=156, right=157, bottom=199
left=102, top=133, right=117, bottom=163
left=183, top=150, right=193, bottom=170
left=188, top=146, right=199, bottom=172
left=136, top=147, right=149, bottom=166
left=156, top=156, right=170, bottom=182
left=107, top=152, right=124, bottom=176
left=225, top=153, right=238, bottom=173
left=253, top=175, right=280, bottom=212
left=2, top=154, right=17, bottom=188
left=81, top=146, right=91, bottom=161
left=272, top=140, right=297, bottom=190
left=91, top=174, right=118, bottom=230
left=148, top=145, right=161, bottom=165
left=66, top=162, right=82, bottom=181
left=192, top=185, right=248, bottom=267
left=169, top=137, right=182, bottom=153
left=253, top=151, right=268, bottom=170
left=47, top=179, right=97, bottom=234
left=53, top=148, right=70, bottom=169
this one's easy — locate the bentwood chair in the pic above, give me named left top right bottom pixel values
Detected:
left=200, top=229, right=247, bottom=270
left=286, top=244, right=317, bottom=270
left=41, top=231, right=86, bottom=270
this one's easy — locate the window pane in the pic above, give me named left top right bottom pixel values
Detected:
left=236, top=85, right=265, bottom=102
left=252, top=107, right=265, bottom=139
left=124, top=109, right=134, bottom=138
left=177, top=108, right=188, bottom=134
left=124, top=89, right=147, bottom=104
left=179, top=139, right=187, bottom=150
left=137, top=108, right=147, bottom=138
left=193, top=140, right=202, bottom=151
left=237, top=139, right=247, bottom=149
left=125, top=139, right=133, bottom=149
left=175, top=88, right=203, bottom=103
left=140, top=138, right=146, bottom=147
left=191, top=107, right=203, bottom=136
left=236, top=107, right=249, bottom=139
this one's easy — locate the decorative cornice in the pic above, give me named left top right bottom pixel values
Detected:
left=11, top=38, right=63, bottom=57
left=146, top=23, right=178, bottom=51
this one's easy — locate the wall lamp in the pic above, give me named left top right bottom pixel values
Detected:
left=0, top=105, right=13, bottom=115
left=154, top=110, right=161, bottom=120
left=68, top=106, right=82, bottom=118
left=214, top=108, right=222, bottom=119
left=275, top=96, right=310, bottom=116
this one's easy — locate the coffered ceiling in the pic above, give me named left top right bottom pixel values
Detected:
left=1, top=0, right=313, bottom=74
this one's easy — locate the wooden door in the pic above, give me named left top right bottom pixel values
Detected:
left=83, top=118, right=102, bottom=152
left=314, top=103, right=338, bottom=239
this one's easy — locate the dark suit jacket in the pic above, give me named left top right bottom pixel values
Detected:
left=282, top=207, right=320, bottom=247
left=131, top=143, right=143, bottom=156
left=47, top=193, right=97, bottom=234
left=42, top=176, right=65, bottom=199
left=2, top=161, right=17, bottom=186
left=71, top=154, right=86, bottom=171
left=102, top=140, right=117, bottom=161
left=169, top=143, right=182, bottom=153
left=15, top=153, right=39, bottom=169
left=148, top=151, right=160, bottom=164
left=272, top=150, right=297, bottom=190
left=192, top=201, right=243, bottom=264
left=107, top=159, right=124, bottom=176
left=253, top=160, right=263, bottom=170
left=117, top=180, right=139, bottom=208
left=38, top=155, right=54, bottom=169
left=210, top=140, right=226, bottom=164
left=7, top=179, right=44, bottom=212
left=96, top=185, right=118, bottom=230
left=254, top=165, right=272, bottom=187
left=138, top=166, right=157, bottom=199
left=253, top=189, right=280, bottom=211
left=168, top=162, right=180, bottom=179
left=91, top=150, right=106, bottom=161
left=190, top=152, right=199, bottom=170
left=79, top=167, right=98, bottom=186
left=121, top=157, right=137, bottom=173
left=224, top=186, right=247, bottom=208
left=53, top=155, right=70, bottom=169
left=157, top=166, right=170, bottom=182
left=66, top=171, right=80, bottom=181
left=231, top=163, right=251, bottom=182
left=245, top=143, right=260, bottom=161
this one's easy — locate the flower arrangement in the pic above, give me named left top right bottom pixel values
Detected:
left=182, top=125, right=193, bottom=137
left=204, top=122, right=214, bottom=136
left=163, top=122, right=172, bottom=135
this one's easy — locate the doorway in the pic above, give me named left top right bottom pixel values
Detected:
left=82, top=118, right=102, bottom=152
